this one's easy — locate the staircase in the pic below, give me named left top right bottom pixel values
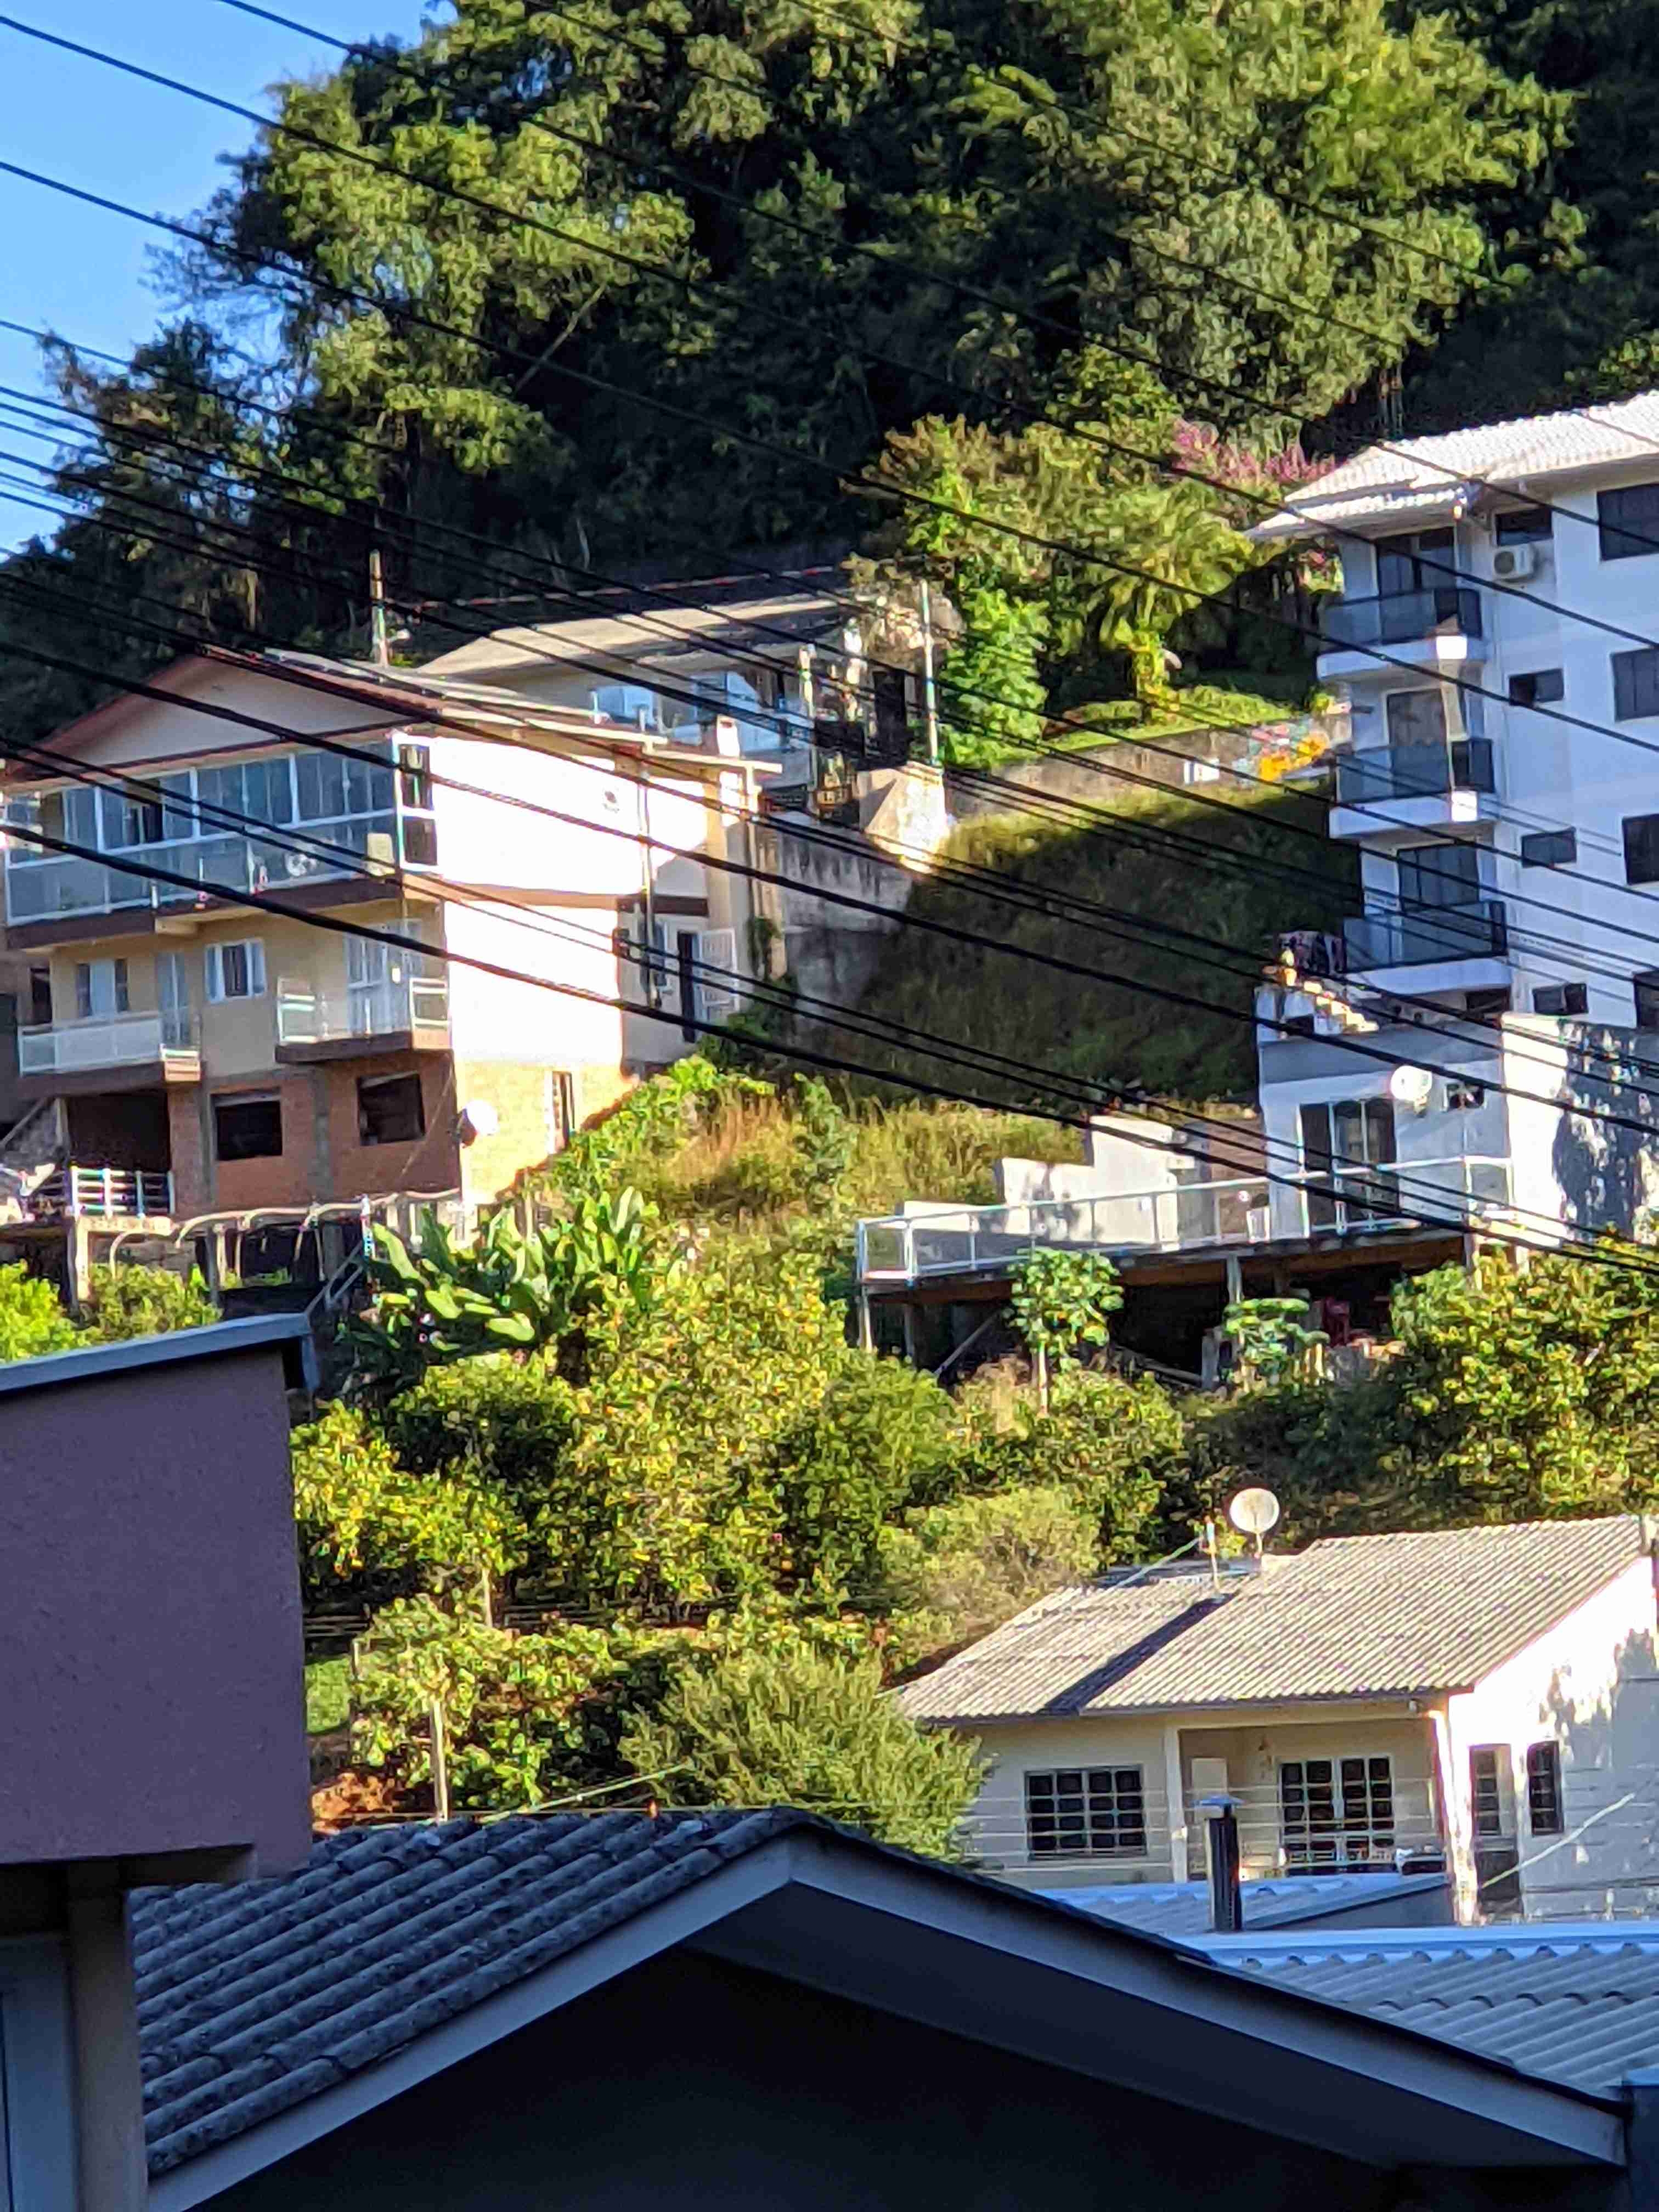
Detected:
left=0, top=1096, right=66, bottom=1222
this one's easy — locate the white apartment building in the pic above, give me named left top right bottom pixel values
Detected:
left=1251, top=392, right=1659, bottom=1245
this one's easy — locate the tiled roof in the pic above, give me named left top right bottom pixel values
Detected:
left=1250, top=390, right=1659, bottom=540
left=1220, top=1928, right=1659, bottom=2097
left=134, top=1809, right=808, bottom=2179
left=896, top=1516, right=1649, bottom=1724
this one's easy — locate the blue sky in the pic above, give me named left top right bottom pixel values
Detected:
left=0, top=0, right=435, bottom=550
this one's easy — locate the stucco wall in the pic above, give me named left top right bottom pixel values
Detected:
left=1442, top=1554, right=1659, bottom=1918
left=196, top=1949, right=1577, bottom=2212
left=0, top=1342, right=309, bottom=1871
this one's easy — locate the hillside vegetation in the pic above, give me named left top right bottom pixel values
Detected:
left=817, top=780, right=1356, bottom=1104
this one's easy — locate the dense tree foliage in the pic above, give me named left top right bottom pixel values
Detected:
left=2, top=0, right=1563, bottom=735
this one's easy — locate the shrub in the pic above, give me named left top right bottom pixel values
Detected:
left=876, top=1485, right=1100, bottom=1671
left=81, top=1263, right=217, bottom=1340
left=621, top=1639, right=986, bottom=1858
left=0, top=1262, right=82, bottom=1363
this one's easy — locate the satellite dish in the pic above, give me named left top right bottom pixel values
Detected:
left=1387, top=1064, right=1435, bottom=1112
left=459, top=1098, right=499, bottom=1143
left=1228, top=1487, right=1282, bottom=1555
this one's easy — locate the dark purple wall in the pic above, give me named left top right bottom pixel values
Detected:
left=0, top=1345, right=311, bottom=1872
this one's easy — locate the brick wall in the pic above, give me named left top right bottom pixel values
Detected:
left=184, top=1055, right=462, bottom=1215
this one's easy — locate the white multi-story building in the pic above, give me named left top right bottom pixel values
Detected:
left=1251, top=392, right=1659, bottom=1245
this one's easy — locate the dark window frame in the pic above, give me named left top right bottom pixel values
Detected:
left=1637, top=972, right=1659, bottom=1030
left=1024, top=1767, right=1148, bottom=1859
left=1519, top=828, right=1577, bottom=868
left=1599, top=482, right=1659, bottom=562
left=1495, top=506, right=1554, bottom=545
left=1533, top=983, right=1589, bottom=1017
left=357, top=1072, right=426, bottom=1147
left=213, top=1091, right=284, bottom=1162
left=1526, top=1743, right=1565, bottom=1836
left=1508, top=669, right=1564, bottom=708
left=1626, top=814, right=1659, bottom=885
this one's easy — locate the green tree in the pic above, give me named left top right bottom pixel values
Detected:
left=1009, top=1248, right=1123, bottom=1409
left=353, top=1596, right=646, bottom=1809
left=621, top=1639, right=986, bottom=1857
left=1222, top=1296, right=1328, bottom=1389
left=875, top=1484, right=1100, bottom=1671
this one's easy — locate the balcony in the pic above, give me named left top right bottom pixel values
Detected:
left=1288, top=1155, right=1513, bottom=1240
left=1330, top=738, right=1498, bottom=841
left=1342, top=899, right=1508, bottom=986
left=1318, top=586, right=1484, bottom=681
left=16, top=1008, right=201, bottom=1090
left=29, top=1164, right=175, bottom=1220
left=857, top=1176, right=1274, bottom=1285
left=274, top=974, right=450, bottom=1063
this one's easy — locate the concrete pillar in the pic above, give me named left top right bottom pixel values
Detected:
left=65, top=1874, right=147, bottom=2212
left=1164, top=1724, right=1188, bottom=1883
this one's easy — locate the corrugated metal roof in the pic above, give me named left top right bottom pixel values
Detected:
left=897, top=1516, right=1648, bottom=1725
left=1250, top=390, right=1659, bottom=541
left=1217, top=1929, right=1659, bottom=2096
left=1039, top=1871, right=1448, bottom=1939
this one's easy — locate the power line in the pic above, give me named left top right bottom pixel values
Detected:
left=4, top=630, right=1655, bottom=1265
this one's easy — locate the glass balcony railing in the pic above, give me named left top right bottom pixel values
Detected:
left=4, top=820, right=404, bottom=926
left=1334, top=738, right=1494, bottom=808
left=276, top=973, right=449, bottom=1048
left=1322, top=586, right=1483, bottom=652
left=17, top=1007, right=199, bottom=1077
left=1343, top=899, right=1507, bottom=972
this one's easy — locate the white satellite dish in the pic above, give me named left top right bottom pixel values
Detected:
left=1227, top=1487, right=1282, bottom=1556
left=1387, top=1064, right=1435, bottom=1112
left=459, top=1098, right=500, bottom=1142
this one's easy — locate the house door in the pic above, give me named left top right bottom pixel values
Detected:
left=1469, top=1744, right=1522, bottom=1910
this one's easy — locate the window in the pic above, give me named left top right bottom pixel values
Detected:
left=1496, top=506, right=1553, bottom=545
left=205, top=939, right=266, bottom=1002
left=1025, top=1768, right=1147, bottom=1859
left=98, top=789, right=164, bottom=849
left=1375, top=527, right=1455, bottom=596
left=1279, top=1756, right=1395, bottom=1870
left=1613, top=648, right=1659, bottom=723
left=1384, top=689, right=1449, bottom=748
left=28, top=966, right=50, bottom=1025
left=213, top=1091, right=283, bottom=1161
left=74, top=958, right=128, bottom=1020
left=1397, top=840, right=1482, bottom=911
left=1533, top=982, right=1588, bottom=1016
left=1637, top=973, right=1659, bottom=1029
left=357, top=1073, right=425, bottom=1146
left=1526, top=1743, right=1564, bottom=1836
left=1300, top=1098, right=1397, bottom=1229
left=1520, top=828, right=1577, bottom=868
left=1508, top=669, right=1564, bottom=707
left=1470, top=1745, right=1514, bottom=1838
left=1627, top=814, right=1659, bottom=884
left=1599, top=481, right=1659, bottom=561
left=157, top=952, right=190, bottom=1049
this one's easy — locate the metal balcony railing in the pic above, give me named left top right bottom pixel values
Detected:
left=1344, top=899, right=1506, bottom=972
left=17, top=1007, right=200, bottom=1076
left=1291, top=1155, right=1513, bottom=1238
left=1334, top=738, right=1494, bottom=808
left=856, top=1176, right=1274, bottom=1285
left=31, top=1164, right=176, bottom=1218
left=1183, top=1779, right=1445, bottom=1878
left=275, top=973, right=450, bottom=1047
left=1322, top=585, right=1483, bottom=652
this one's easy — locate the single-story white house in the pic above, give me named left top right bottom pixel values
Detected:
left=897, top=1516, right=1659, bottom=1921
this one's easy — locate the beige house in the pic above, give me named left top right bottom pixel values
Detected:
left=0, top=645, right=774, bottom=1283
left=899, top=1516, right=1659, bottom=1922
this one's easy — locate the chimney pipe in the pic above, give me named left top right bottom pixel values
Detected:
left=1200, top=1795, right=1244, bottom=1932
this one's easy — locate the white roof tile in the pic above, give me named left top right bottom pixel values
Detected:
left=1251, top=390, right=1659, bottom=541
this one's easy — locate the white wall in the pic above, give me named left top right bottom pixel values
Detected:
left=1442, top=1554, right=1659, bottom=1918
left=442, top=896, right=624, bottom=1073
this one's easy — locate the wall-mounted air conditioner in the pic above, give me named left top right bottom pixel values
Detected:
left=1492, top=543, right=1539, bottom=582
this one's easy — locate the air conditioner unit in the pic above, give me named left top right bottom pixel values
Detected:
left=1492, top=543, right=1539, bottom=582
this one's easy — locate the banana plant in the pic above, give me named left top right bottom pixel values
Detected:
left=346, top=1189, right=657, bottom=1389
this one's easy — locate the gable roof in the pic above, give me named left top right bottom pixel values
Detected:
left=896, top=1516, right=1651, bottom=1725
left=135, top=1808, right=1623, bottom=2208
left=1250, top=390, right=1659, bottom=541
